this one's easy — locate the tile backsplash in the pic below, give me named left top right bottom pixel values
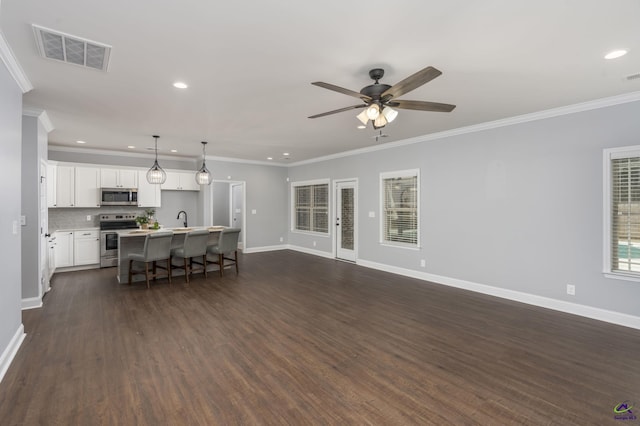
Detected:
left=48, top=206, right=144, bottom=231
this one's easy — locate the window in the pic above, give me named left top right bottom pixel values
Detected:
left=604, top=146, right=640, bottom=280
left=380, top=169, right=419, bottom=247
left=292, top=180, right=329, bottom=233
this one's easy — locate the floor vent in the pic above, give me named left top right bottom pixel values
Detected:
left=32, top=25, right=111, bottom=71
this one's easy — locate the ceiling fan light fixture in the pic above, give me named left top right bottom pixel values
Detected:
left=374, top=114, right=387, bottom=128
left=195, top=141, right=212, bottom=185
left=366, top=104, right=380, bottom=120
left=356, top=109, right=369, bottom=125
left=382, top=106, right=398, bottom=123
left=146, top=135, right=167, bottom=184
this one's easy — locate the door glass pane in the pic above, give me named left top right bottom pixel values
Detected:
left=341, top=187, right=354, bottom=250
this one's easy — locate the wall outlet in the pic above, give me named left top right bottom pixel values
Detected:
left=86, top=215, right=92, bottom=221
left=566, top=284, right=576, bottom=295
left=251, top=209, right=257, bottom=215
left=420, top=259, right=426, bottom=268
left=313, top=241, right=317, bottom=247
left=279, top=237, right=284, bottom=243
left=20, top=215, right=26, bottom=226
left=369, top=211, right=375, bottom=218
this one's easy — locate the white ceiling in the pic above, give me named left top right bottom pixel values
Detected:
left=1, top=0, right=639, bottom=164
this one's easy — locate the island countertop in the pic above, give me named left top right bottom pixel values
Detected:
left=116, top=226, right=226, bottom=283
left=118, top=226, right=225, bottom=237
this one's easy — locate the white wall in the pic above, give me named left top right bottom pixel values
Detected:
left=288, top=98, right=640, bottom=324
left=0, top=48, right=25, bottom=381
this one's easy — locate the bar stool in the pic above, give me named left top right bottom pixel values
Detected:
left=128, top=231, right=173, bottom=288
left=170, top=229, right=210, bottom=284
left=206, top=228, right=241, bottom=277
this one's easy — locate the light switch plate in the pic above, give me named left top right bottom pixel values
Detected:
left=369, top=211, right=375, bottom=218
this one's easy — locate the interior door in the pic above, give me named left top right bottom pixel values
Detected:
left=231, top=183, right=244, bottom=249
left=335, top=180, right=357, bottom=262
left=40, top=161, right=50, bottom=295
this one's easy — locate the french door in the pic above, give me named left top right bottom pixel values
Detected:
left=335, top=180, right=357, bottom=262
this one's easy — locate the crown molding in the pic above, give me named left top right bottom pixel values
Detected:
left=289, top=90, right=640, bottom=167
left=0, top=30, right=33, bottom=93
left=206, top=154, right=286, bottom=167
left=48, top=144, right=287, bottom=167
left=48, top=144, right=192, bottom=162
left=22, top=107, right=54, bottom=133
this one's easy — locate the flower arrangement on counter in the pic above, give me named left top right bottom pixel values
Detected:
left=135, top=208, right=158, bottom=229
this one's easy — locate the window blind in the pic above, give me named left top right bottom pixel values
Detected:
left=611, top=157, right=640, bottom=274
left=382, top=174, right=418, bottom=245
left=294, top=183, right=328, bottom=233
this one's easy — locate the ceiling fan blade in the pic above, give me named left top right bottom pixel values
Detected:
left=311, top=82, right=372, bottom=102
left=381, top=66, right=442, bottom=100
left=308, top=104, right=367, bottom=119
left=390, top=100, right=456, bottom=112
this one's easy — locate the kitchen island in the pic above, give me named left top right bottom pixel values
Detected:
left=116, top=226, right=225, bottom=283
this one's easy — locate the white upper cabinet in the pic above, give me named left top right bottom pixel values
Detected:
left=137, top=170, right=161, bottom=207
left=75, top=166, right=101, bottom=207
left=55, top=165, right=75, bottom=207
left=100, top=168, right=138, bottom=188
left=161, top=170, right=200, bottom=191
left=47, top=163, right=57, bottom=208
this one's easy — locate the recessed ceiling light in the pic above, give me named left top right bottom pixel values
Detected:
left=76, top=140, right=86, bottom=144
left=283, top=152, right=290, bottom=156
left=170, top=149, right=178, bottom=153
left=357, top=125, right=366, bottom=129
left=267, top=157, right=273, bottom=160
left=127, top=145, right=135, bottom=149
left=173, top=82, right=188, bottom=89
left=605, top=49, right=628, bottom=60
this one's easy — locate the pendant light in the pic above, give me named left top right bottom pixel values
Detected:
left=195, top=141, right=212, bottom=185
left=146, top=135, right=167, bottom=184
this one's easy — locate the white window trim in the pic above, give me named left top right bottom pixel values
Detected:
left=379, top=168, right=420, bottom=249
left=603, top=145, right=640, bottom=282
left=290, top=178, right=330, bottom=235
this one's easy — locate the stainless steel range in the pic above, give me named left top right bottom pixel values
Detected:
left=99, top=213, right=138, bottom=267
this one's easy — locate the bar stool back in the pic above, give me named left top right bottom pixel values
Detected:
left=128, top=231, right=173, bottom=288
left=170, top=229, right=210, bottom=283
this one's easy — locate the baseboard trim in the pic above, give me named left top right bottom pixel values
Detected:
left=356, top=259, right=640, bottom=330
left=0, top=324, right=26, bottom=384
left=21, top=296, right=42, bottom=310
left=243, top=244, right=288, bottom=254
left=287, top=245, right=335, bottom=259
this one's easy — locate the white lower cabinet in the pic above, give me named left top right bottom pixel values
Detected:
left=48, top=236, right=56, bottom=278
left=54, top=229, right=100, bottom=268
left=74, top=230, right=100, bottom=265
left=54, top=231, right=74, bottom=268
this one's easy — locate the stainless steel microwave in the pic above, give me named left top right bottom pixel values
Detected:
left=100, top=188, right=138, bottom=206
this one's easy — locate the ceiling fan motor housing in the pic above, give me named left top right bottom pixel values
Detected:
left=360, top=83, right=391, bottom=102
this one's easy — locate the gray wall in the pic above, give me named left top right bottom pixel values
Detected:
left=288, top=100, right=640, bottom=318
left=211, top=182, right=231, bottom=226
left=0, top=55, right=24, bottom=372
left=20, top=115, right=44, bottom=300
left=201, top=160, right=289, bottom=248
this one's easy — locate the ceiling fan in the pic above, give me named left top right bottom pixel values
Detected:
left=309, top=66, right=456, bottom=129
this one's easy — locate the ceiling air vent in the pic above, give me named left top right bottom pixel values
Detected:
left=33, top=25, right=111, bottom=71
left=626, top=73, right=640, bottom=81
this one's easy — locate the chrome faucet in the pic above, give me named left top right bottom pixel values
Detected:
left=177, top=210, right=188, bottom=228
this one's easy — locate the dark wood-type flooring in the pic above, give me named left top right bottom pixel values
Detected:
left=1, top=250, right=639, bottom=425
